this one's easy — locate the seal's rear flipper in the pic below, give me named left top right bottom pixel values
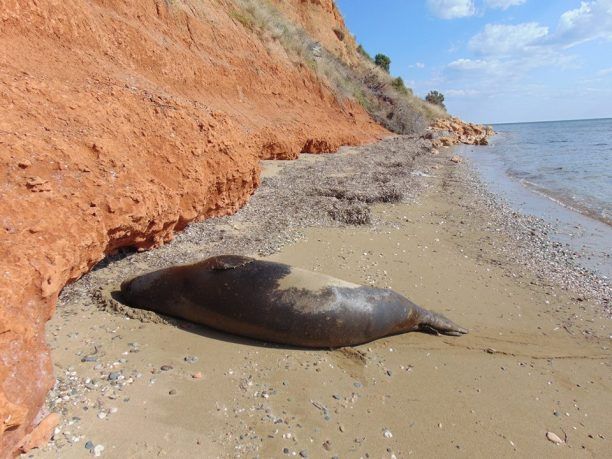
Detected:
left=419, top=310, right=468, bottom=336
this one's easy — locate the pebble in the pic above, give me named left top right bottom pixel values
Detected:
left=108, top=372, right=121, bottom=381
left=383, top=429, right=393, bottom=438
left=299, top=450, right=308, bottom=457
left=184, top=355, right=199, bottom=363
left=169, top=389, right=177, bottom=395
left=97, top=412, right=106, bottom=420
left=93, top=444, right=105, bottom=456
left=85, top=440, right=94, bottom=450
left=546, top=431, right=564, bottom=445
left=161, top=365, right=173, bottom=371
left=192, top=371, right=203, bottom=379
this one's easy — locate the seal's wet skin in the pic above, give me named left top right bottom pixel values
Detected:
left=120, top=255, right=467, bottom=348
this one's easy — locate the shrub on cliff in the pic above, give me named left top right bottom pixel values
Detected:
left=231, top=0, right=445, bottom=134
left=391, top=77, right=411, bottom=96
left=374, top=53, right=391, bottom=73
left=426, top=90, right=446, bottom=109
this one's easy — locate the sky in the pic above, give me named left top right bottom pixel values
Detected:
left=335, top=0, right=612, bottom=124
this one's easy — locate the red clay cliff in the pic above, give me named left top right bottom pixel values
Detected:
left=0, top=0, right=387, bottom=454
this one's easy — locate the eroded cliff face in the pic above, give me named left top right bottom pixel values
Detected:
left=272, top=0, right=360, bottom=65
left=0, top=0, right=386, bottom=454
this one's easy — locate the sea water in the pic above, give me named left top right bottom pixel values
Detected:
left=458, top=118, right=611, bottom=278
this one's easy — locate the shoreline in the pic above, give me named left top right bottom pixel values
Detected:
left=31, top=137, right=610, bottom=457
left=458, top=139, right=612, bottom=280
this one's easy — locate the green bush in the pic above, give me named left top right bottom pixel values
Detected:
left=357, top=44, right=373, bottom=61
left=425, top=90, right=446, bottom=109
left=391, top=77, right=410, bottom=96
left=374, top=54, right=391, bottom=73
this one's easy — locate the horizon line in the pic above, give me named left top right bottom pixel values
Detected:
left=484, top=116, right=612, bottom=126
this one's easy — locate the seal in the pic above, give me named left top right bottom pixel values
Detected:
left=120, top=255, right=467, bottom=348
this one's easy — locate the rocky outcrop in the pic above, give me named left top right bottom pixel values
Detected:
left=0, top=0, right=387, bottom=455
left=425, top=117, right=494, bottom=148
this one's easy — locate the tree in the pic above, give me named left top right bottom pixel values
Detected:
left=426, top=90, right=446, bottom=109
left=374, top=53, right=391, bottom=73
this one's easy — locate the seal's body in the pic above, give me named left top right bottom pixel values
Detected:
left=120, top=255, right=467, bottom=348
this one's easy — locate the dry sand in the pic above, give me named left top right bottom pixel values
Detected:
left=29, top=138, right=610, bottom=458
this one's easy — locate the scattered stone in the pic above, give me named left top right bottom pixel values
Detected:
left=169, top=389, right=177, bottom=395
left=192, top=371, right=203, bottom=379
left=93, top=444, right=105, bottom=456
left=383, top=428, right=393, bottom=438
left=25, top=175, right=52, bottom=192
left=161, top=365, right=173, bottom=371
left=450, top=155, right=463, bottom=164
left=184, top=355, right=199, bottom=363
left=299, top=450, right=308, bottom=457
left=85, top=440, right=94, bottom=450
left=108, top=372, right=121, bottom=381
left=546, top=431, right=564, bottom=445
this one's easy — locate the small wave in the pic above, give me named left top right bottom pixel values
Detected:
left=518, top=179, right=612, bottom=227
left=507, top=169, right=542, bottom=181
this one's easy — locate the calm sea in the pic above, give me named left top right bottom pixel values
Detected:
left=458, top=118, right=612, bottom=277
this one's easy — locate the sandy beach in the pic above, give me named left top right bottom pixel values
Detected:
left=29, top=137, right=610, bottom=458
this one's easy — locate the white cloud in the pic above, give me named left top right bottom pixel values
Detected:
left=556, top=0, right=612, bottom=47
left=469, top=23, right=549, bottom=55
left=428, top=0, right=612, bottom=121
left=484, top=0, right=526, bottom=10
left=409, top=62, right=426, bottom=69
left=445, top=88, right=482, bottom=97
left=597, top=67, right=612, bottom=76
left=426, top=0, right=476, bottom=19
left=447, top=58, right=490, bottom=71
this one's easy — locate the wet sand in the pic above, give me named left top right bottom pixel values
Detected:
left=30, top=138, right=610, bottom=458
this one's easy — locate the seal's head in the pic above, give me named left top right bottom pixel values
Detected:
left=119, top=277, right=134, bottom=300
left=119, top=270, right=167, bottom=310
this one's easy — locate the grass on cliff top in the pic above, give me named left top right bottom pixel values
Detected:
left=229, top=0, right=445, bottom=134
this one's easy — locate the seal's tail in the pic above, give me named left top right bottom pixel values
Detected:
left=419, top=309, right=468, bottom=336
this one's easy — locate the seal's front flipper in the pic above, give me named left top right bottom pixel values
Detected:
left=419, top=310, right=468, bottom=336
left=198, top=255, right=255, bottom=271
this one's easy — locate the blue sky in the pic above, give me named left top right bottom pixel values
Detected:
left=336, top=0, right=612, bottom=124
